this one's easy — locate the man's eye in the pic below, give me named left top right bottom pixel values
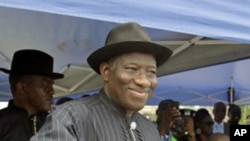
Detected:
left=127, top=67, right=137, bottom=71
left=150, top=70, right=156, bottom=74
left=147, top=69, right=156, bottom=75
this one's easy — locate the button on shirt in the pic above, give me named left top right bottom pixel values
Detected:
left=213, top=122, right=224, bottom=133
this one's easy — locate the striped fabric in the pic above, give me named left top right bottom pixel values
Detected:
left=30, top=89, right=161, bottom=141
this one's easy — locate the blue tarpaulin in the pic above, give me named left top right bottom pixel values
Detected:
left=0, top=0, right=250, bottom=105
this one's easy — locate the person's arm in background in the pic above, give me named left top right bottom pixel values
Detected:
left=185, top=117, right=196, bottom=141
left=158, top=107, right=180, bottom=136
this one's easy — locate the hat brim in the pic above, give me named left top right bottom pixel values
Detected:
left=87, top=41, right=173, bottom=74
left=0, top=68, right=64, bottom=79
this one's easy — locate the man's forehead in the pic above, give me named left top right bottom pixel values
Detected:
left=116, top=52, right=156, bottom=61
left=23, top=75, right=53, bottom=81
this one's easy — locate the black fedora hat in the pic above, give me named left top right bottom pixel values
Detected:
left=87, top=22, right=173, bottom=74
left=0, top=49, right=64, bottom=79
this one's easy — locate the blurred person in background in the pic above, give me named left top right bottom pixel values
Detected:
left=171, top=109, right=196, bottom=141
left=227, top=104, right=241, bottom=125
left=194, top=108, right=214, bottom=141
left=155, top=99, right=181, bottom=141
left=212, top=102, right=229, bottom=135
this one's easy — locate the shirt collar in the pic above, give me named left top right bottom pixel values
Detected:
left=214, top=120, right=224, bottom=126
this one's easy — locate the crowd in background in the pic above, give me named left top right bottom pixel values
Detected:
left=140, top=99, right=246, bottom=141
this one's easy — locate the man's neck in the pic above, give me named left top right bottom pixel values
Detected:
left=214, top=119, right=223, bottom=124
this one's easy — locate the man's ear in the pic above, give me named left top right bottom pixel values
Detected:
left=99, top=62, right=110, bottom=82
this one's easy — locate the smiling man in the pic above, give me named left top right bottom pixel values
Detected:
left=0, top=49, right=64, bottom=141
left=31, top=22, right=173, bottom=141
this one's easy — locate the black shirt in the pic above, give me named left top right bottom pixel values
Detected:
left=0, top=100, right=48, bottom=141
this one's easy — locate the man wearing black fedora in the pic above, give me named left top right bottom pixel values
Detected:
left=0, top=49, right=64, bottom=141
left=31, top=22, right=173, bottom=141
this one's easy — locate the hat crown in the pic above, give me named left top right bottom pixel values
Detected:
left=105, top=22, right=152, bottom=46
left=11, top=50, right=53, bottom=73
left=0, top=49, right=64, bottom=79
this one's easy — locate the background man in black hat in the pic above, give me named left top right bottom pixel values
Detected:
left=0, top=49, right=64, bottom=141
left=31, top=22, right=173, bottom=141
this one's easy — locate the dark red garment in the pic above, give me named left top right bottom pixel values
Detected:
left=0, top=100, right=48, bottom=141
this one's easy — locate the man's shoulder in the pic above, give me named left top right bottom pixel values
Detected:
left=0, top=106, right=23, bottom=122
left=0, top=107, right=9, bottom=118
left=0, top=106, right=16, bottom=116
left=53, top=93, right=101, bottom=113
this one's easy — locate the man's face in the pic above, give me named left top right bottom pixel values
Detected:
left=21, top=75, right=55, bottom=112
left=198, top=116, right=214, bottom=136
left=213, top=104, right=226, bottom=122
left=102, top=52, right=157, bottom=115
left=229, top=107, right=241, bottom=123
